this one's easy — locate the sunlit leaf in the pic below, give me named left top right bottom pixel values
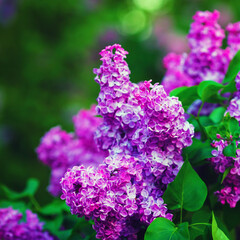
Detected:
left=144, top=217, right=189, bottom=240
left=212, top=212, right=229, bottom=240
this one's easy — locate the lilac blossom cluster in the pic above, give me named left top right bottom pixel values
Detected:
left=36, top=105, right=106, bottom=196
left=162, top=10, right=240, bottom=94
left=61, top=44, right=194, bottom=239
left=0, top=207, right=54, bottom=240
left=226, top=73, right=240, bottom=121
left=209, top=137, right=240, bottom=208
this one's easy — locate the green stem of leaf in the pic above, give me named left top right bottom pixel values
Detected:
left=197, top=102, right=204, bottom=118
left=189, top=223, right=212, bottom=227
left=29, top=195, right=41, bottom=211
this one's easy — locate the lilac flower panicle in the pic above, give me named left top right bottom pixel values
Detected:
left=162, top=10, right=240, bottom=116
left=188, top=10, right=225, bottom=52
left=209, top=138, right=240, bottom=208
left=37, top=105, right=106, bottom=196
left=61, top=44, right=194, bottom=239
left=0, top=207, right=54, bottom=240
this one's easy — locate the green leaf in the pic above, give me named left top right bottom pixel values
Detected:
left=209, top=107, right=226, bottom=124
left=223, top=140, right=237, bottom=158
left=205, top=114, right=240, bottom=140
left=42, top=215, right=64, bottom=235
left=40, top=199, right=70, bottom=215
left=205, top=125, right=221, bottom=140
left=183, top=139, right=213, bottom=166
left=163, top=159, right=207, bottom=211
left=0, top=178, right=39, bottom=200
left=55, top=229, right=72, bottom=240
left=69, top=217, right=97, bottom=240
left=228, top=117, right=239, bottom=134
left=221, top=167, right=232, bottom=184
left=170, top=86, right=199, bottom=111
left=212, top=212, right=229, bottom=240
left=223, top=50, right=240, bottom=84
left=144, top=218, right=190, bottom=240
left=221, top=77, right=237, bottom=94
left=197, top=81, right=224, bottom=103
left=189, top=208, right=211, bottom=240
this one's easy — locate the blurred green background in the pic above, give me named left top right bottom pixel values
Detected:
left=0, top=0, right=240, bottom=204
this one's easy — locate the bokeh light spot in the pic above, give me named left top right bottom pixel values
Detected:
left=133, top=0, right=165, bottom=12
left=121, top=9, right=146, bottom=35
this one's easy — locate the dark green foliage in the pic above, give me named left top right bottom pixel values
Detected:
left=163, top=159, right=207, bottom=211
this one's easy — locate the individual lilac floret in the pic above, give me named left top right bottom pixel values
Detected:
left=209, top=138, right=240, bottom=208
left=61, top=44, right=194, bottom=239
left=0, top=207, right=54, bottom=240
left=37, top=106, right=106, bottom=196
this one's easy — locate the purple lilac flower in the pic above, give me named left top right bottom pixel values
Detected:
left=162, top=10, right=232, bottom=93
left=61, top=44, right=194, bottom=239
left=226, top=96, right=240, bottom=122
left=37, top=105, right=106, bottom=196
left=0, top=207, right=54, bottom=240
left=226, top=22, right=240, bottom=56
left=161, top=10, right=240, bottom=116
left=209, top=138, right=240, bottom=208
left=226, top=73, right=240, bottom=121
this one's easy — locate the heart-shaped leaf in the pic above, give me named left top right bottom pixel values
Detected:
left=144, top=217, right=189, bottom=240
left=163, top=159, right=207, bottom=211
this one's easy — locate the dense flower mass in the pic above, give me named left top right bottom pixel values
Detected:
left=37, top=105, right=106, bottom=196
left=226, top=73, right=240, bottom=121
left=162, top=10, right=239, bottom=94
left=209, top=138, right=240, bottom=208
left=0, top=207, right=54, bottom=240
left=61, top=44, right=194, bottom=239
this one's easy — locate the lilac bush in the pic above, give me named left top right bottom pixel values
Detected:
left=18, top=9, right=240, bottom=240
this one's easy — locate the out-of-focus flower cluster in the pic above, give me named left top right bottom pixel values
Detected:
left=36, top=105, right=107, bottom=196
left=162, top=10, right=240, bottom=95
left=0, top=207, right=54, bottom=240
left=209, top=137, right=240, bottom=208
left=154, top=16, right=188, bottom=54
left=61, top=44, right=194, bottom=240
